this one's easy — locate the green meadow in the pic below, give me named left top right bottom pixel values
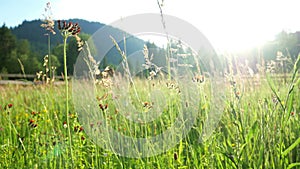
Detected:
left=0, top=67, right=299, bottom=168
left=0, top=2, right=299, bottom=167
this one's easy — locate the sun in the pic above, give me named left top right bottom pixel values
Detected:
left=203, top=26, right=275, bottom=54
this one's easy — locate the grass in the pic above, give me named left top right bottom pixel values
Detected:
left=0, top=72, right=299, bottom=168
left=1, top=30, right=300, bottom=168
left=1, top=2, right=298, bottom=168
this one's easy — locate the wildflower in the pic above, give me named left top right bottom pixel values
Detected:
left=166, top=81, right=180, bottom=93
left=43, top=55, right=49, bottom=66
left=192, top=75, right=204, bottom=83
left=63, top=121, right=67, bottom=128
left=99, top=103, right=108, bottom=111
left=29, top=119, right=35, bottom=125
left=99, top=104, right=104, bottom=111
left=143, top=102, right=152, bottom=109
left=41, top=2, right=56, bottom=35
left=174, top=152, right=178, bottom=160
left=57, top=20, right=82, bottom=50
left=7, top=103, right=13, bottom=108
left=143, top=102, right=150, bottom=107
left=74, top=126, right=84, bottom=132
left=291, top=111, right=295, bottom=116
left=101, top=71, right=108, bottom=78
left=148, top=70, right=156, bottom=80
left=166, top=81, right=176, bottom=89
left=74, top=126, right=79, bottom=132
left=99, top=78, right=113, bottom=88
left=97, top=93, right=108, bottom=101
left=57, top=20, right=81, bottom=36
left=68, top=113, right=76, bottom=119
left=31, top=111, right=37, bottom=116
left=235, top=91, right=240, bottom=99
left=75, top=35, right=84, bottom=51
left=81, top=136, right=85, bottom=141
left=29, top=119, right=38, bottom=128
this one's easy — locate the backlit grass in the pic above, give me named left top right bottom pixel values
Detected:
left=0, top=74, right=299, bottom=168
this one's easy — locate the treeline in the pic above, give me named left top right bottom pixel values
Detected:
left=3, top=19, right=105, bottom=75
left=11, top=19, right=104, bottom=56
left=227, top=31, right=300, bottom=74
left=1, top=19, right=300, bottom=76
left=0, top=19, right=145, bottom=75
left=0, top=24, right=90, bottom=75
left=0, top=25, right=40, bottom=74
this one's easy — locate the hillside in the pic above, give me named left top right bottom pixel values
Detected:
left=9, top=19, right=147, bottom=74
left=11, top=19, right=105, bottom=55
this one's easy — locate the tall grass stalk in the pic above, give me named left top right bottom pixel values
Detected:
left=266, top=53, right=300, bottom=168
left=156, top=0, right=172, bottom=80
left=62, top=33, right=73, bottom=165
left=48, top=34, right=52, bottom=80
left=57, top=20, right=81, bottom=165
left=0, top=66, right=299, bottom=168
left=41, top=2, right=55, bottom=81
left=110, top=36, right=141, bottom=102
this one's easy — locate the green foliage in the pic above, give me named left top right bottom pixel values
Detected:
left=66, top=33, right=90, bottom=74
left=11, top=19, right=105, bottom=57
left=0, top=52, right=299, bottom=168
left=3, top=19, right=300, bottom=77
left=52, top=44, right=64, bottom=74
left=16, top=39, right=30, bottom=55
left=2, top=20, right=147, bottom=75
left=0, top=25, right=41, bottom=74
left=0, top=24, right=17, bottom=71
left=0, top=18, right=299, bottom=168
left=0, top=74, right=299, bottom=168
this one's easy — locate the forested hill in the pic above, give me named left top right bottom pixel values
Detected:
left=2, top=18, right=300, bottom=76
left=0, top=19, right=147, bottom=75
left=11, top=19, right=105, bottom=55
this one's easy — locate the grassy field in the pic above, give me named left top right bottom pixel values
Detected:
left=0, top=72, right=299, bottom=169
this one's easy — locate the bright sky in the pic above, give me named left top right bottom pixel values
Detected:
left=0, top=0, right=299, bottom=52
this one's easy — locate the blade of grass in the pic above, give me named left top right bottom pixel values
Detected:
left=282, top=137, right=300, bottom=157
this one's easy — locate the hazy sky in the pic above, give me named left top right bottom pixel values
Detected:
left=0, top=0, right=299, bottom=52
